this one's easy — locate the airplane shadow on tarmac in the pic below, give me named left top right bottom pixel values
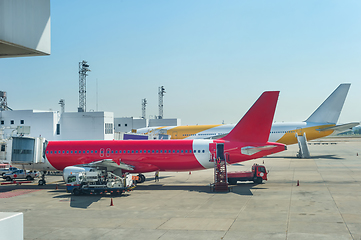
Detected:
left=53, top=191, right=131, bottom=209
left=50, top=182, right=263, bottom=208
left=135, top=182, right=265, bottom=196
left=266, top=154, right=344, bottom=160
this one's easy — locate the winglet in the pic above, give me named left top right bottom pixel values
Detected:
left=305, top=83, right=350, bottom=124
left=220, top=91, right=279, bottom=143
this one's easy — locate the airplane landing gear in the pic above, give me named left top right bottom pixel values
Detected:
left=38, top=171, right=47, bottom=185
left=136, top=174, right=146, bottom=183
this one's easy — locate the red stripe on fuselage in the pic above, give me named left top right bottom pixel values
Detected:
left=45, top=140, right=206, bottom=173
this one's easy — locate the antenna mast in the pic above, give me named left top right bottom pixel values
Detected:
left=142, top=98, right=147, bottom=119
left=158, top=86, right=166, bottom=119
left=59, top=99, right=65, bottom=114
left=78, top=60, right=90, bottom=112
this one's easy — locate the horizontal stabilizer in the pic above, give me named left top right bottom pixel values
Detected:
left=79, top=159, right=134, bottom=171
left=317, top=122, right=360, bottom=132
left=241, top=145, right=285, bottom=155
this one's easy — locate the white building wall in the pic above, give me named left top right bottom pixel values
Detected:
left=0, top=110, right=57, bottom=140
left=114, top=117, right=147, bottom=133
left=0, top=110, right=114, bottom=141
left=60, top=112, right=114, bottom=140
left=0, top=0, right=51, bottom=57
left=149, top=118, right=181, bottom=127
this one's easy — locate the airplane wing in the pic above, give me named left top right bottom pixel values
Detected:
left=204, top=134, right=227, bottom=139
left=77, top=159, right=134, bottom=171
left=241, top=145, right=286, bottom=156
left=317, top=122, right=360, bottom=132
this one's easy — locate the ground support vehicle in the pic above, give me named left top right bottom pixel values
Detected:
left=3, top=169, right=38, bottom=181
left=0, top=167, right=18, bottom=176
left=63, top=166, right=135, bottom=196
left=228, top=164, right=267, bottom=184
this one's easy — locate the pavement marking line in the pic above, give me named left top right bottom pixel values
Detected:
left=318, top=168, right=354, bottom=239
left=285, top=167, right=295, bottom=240
left=221, top=193, right=254, bottom=239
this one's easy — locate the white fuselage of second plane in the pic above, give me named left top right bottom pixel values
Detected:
left=136, top=121, right=335, bottom=145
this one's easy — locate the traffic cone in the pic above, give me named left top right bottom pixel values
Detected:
left=110, top=198, right=114, bottom=206
left=55, top=184, right=58, bottom=190
left=297, top=180, right=299, bottom=186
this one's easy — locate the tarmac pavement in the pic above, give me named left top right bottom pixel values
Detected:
left=0, top=137, right=360, bottom=240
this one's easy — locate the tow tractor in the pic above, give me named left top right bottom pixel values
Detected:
left=63, top=166, right=135, bottom=195
left=228, top=164, right=268, bottom=185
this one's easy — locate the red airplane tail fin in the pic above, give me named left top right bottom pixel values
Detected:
left=220, top=91, right=279, bottom=143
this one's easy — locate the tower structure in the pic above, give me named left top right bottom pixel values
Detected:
left=0, top=91, right=12, bottom=111
left=141, top=98, right=147, bottom=119
left=59, top=99, right=65, bottom=114
left=158, top=86, right=166, bottom=119
left=78, top=60, right=90, bottom=112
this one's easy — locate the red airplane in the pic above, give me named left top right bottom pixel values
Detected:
left=27, top=91, right=286, bottom=184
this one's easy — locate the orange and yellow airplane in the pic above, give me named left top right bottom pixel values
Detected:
left=137, top=84, right=359, bottom=147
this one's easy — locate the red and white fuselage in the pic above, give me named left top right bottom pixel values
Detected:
left=43, top=139, right=285, bottom=173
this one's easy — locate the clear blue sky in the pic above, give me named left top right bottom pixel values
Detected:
left=1, top=0, right=360, bottom=125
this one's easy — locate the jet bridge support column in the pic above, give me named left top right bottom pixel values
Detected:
left=296, top=132, right=310, bottom=158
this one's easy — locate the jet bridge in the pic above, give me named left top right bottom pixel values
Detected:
left=11, top=137, right=47, bottom=165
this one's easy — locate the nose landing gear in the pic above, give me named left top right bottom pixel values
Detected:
left=38, top=171, right=47, bottom=185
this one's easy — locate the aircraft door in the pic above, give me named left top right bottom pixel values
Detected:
left=100, top=148, right=105, bottom=157
left=171, top=131, right=178, bottom=139
left=209, top=143, right=217, bottom=162
left=217, top=143, right=225, bottom=160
